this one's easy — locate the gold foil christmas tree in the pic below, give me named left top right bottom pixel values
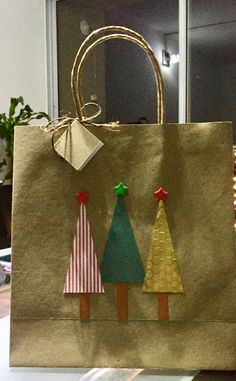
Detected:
left=143, top=187, right=184, bottom=320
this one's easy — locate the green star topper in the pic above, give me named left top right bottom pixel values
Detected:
left=114, top=182, right=128, bottom=197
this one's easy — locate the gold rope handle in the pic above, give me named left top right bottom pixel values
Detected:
left=71, top=26, right=165, bottom=123
left=71, top=26, right=154, bottom=115
left=76, top=34, right=165, bottom=123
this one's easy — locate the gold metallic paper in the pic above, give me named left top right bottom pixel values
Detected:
left=143, top=200, right=184, bottom=293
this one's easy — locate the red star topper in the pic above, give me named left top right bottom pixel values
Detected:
left=76, top=191, right=89, bottom=204
left=154, top=187, right=168, bottom=201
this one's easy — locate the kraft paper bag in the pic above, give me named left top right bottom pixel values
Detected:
left=10, top=26, right=236, bottom=369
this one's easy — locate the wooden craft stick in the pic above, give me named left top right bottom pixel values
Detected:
left=157, top=293, right=169, bottom=320
left=117, top=282, right=128, bottom=320
left=80, top=294, right=90, bottom=320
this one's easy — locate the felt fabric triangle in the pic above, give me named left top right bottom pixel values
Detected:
left=64, top=203, right=104, bottom=293
left=100, top=197, right=144, bottom=282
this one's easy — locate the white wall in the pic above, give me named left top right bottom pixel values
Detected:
left=0, top=0, right=48, bottom=114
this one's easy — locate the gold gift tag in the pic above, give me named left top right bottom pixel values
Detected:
left=54, top=120, right=103, bottom=170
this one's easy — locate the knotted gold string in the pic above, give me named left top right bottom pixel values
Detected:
left=41, top=102, right=119, bottom=155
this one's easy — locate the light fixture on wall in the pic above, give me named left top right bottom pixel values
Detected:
left=162, top=50, right=179, bottom=67
left=171, top=53, right=179, bottom=64
left=162, top=50, right=170, bottom=67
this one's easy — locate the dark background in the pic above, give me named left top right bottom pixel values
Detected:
left=57, top=0, right=236, bottom=142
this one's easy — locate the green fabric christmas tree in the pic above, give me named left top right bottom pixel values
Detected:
left=100, top=183, right=144, bottom=283
left=100, top=182, right=144, bottom=320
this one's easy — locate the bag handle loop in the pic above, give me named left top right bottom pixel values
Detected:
left=71, top=26, right=149, bottom=115
left=71, top=26, right=165, bottom=124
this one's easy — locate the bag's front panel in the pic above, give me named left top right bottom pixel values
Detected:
left=11, top=122, right=235, bottom=323
left=10, top=122, right=236, bottom=368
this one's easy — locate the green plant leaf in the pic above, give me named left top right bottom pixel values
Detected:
left=0, top=96, right=50, bottom=166
left=0, top=160, right=6, bottom=169
left=0, top=124, right=8, bottom=138
left=0, top=113, right=7, bottom=121
left=24, top=104, right=33, bottom=112
left=29, top=112, right=51, bottom=121
left=9, top=96, right=24, bottom=117
left=4, top=169, right=13, bottom=181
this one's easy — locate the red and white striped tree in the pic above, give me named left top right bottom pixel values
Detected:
left=64, top=191, right=104, bottom=320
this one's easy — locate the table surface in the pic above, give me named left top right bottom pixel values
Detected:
left=0, top=316, right=198, bottom=380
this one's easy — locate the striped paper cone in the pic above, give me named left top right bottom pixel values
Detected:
left=64, top=199, right=104, bottom=320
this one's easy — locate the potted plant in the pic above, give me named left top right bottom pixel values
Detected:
left=0, top=96, right=50, bottom=247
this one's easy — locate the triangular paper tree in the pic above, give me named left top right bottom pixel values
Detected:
left=143, top=187, right=184, bottom=320
left=64, top=191, right=104, bottom=320
left=100, top=182, right=144, bottom=320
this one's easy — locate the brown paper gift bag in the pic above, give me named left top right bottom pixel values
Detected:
left=10, top=26, right=235, bottom=369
